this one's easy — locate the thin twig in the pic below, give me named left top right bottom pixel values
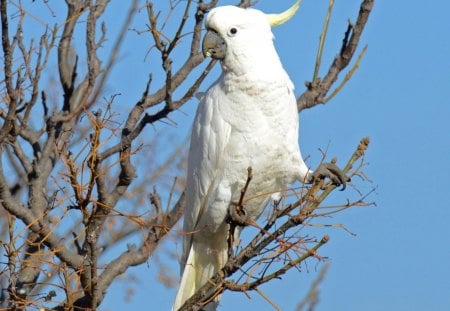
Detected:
left=312, top=0, right=334, bottom=84
left=324, top=45, right=367, bottom=103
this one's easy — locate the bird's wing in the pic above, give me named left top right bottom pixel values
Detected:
left=182, top=84, right=232, bottom=258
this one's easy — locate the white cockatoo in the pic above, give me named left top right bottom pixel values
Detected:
left=173, top=1, right=347, bottom=310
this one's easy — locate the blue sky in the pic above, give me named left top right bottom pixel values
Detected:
left=19, top=0, right=450, bottom=310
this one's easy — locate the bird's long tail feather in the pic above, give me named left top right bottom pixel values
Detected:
left=173, top=242, right=226, bottom=311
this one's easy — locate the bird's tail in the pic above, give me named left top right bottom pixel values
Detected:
left=172, top=241, right=227, bottom=311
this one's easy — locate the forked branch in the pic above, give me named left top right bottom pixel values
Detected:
left=297, top=0, right=374, bottom=111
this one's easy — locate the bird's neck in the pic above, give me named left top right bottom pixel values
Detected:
left=220, top=66, right=293, bottom=96
left=222, top=43, right=286, bottom=79
left=220, top=54, right=292, bottom=95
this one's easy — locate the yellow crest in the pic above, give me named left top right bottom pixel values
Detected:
left=266, top=0, right=301, bottom=27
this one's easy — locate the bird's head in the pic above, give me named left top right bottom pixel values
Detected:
left=202, top=1, right=301, bottom=74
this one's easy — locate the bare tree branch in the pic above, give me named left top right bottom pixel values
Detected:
left=297, top=0, right=374, bottom=112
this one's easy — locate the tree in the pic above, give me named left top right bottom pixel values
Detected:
left=0, top=0, right=374, bottom=310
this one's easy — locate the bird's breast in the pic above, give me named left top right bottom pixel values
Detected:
left=216, top=78, right=302, bottom=196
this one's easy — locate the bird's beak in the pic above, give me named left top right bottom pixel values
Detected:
left=202, top=30, right=227, bottom=59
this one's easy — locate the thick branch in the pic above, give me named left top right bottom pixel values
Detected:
left=0, top=0, right=14, bottom=98
left=0, top=0, right=18, bottom=142
left=58, top=1, right=85, bottom=94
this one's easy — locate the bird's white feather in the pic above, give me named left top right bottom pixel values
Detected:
left=173, top=5, right=310, bottom=311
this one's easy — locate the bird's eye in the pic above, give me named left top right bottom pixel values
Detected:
left=228, top=27, right=238, bottom=36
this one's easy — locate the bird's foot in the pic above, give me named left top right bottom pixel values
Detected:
left=228, top=203, right=248, bottom=226
left=227, top=203, right=248, bottom=257
left=311, top=161, right=350, bottom=190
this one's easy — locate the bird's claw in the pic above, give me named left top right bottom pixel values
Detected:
left=227, top=203, right=248, bottom=226
left=312, top=162, right=350, bottom=190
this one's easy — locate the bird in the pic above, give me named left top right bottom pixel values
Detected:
left=173, top=1, right=347, bottom=310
